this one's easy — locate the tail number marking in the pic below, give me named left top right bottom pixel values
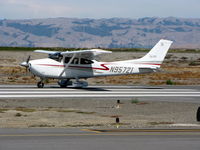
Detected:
left=110, top=66, right=134, bottom=74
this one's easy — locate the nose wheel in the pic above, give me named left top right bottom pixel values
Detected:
left=37, top=81, right=44, bottom=88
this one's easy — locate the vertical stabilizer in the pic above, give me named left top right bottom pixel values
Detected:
left=138, top=39, right=173, bottom=65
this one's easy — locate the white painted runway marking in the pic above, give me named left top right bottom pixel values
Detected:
left=0, top=87, right=199, bottom=98
left=0, top=94, right=200, bottom=98
left=0, top=92, right=199, bottom=94
left=0, top=89, right=76, bottom=91
left=0, top=88, right=195, bottom=91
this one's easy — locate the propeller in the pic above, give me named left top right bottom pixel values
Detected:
left=20, top=55, right=31, bottom=72
left=26, top=55, right=30, bottom=64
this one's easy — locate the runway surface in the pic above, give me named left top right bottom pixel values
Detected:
left=0, top=85, right=200, bottom=99
left=0, top=128, right=199, bottom=150
left=0, top=86, right=200, bottom=149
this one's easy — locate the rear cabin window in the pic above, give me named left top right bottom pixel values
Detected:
left=80, top=58, right=93, bottom=64
left=72, top=58, right=79, bottom=64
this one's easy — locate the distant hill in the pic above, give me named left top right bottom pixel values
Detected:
left=0, top=17, right=200, bottom=48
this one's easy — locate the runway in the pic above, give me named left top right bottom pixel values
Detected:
left=0, top=128, right=199, bottom=150
left=0, top=86, right=199, bottom=149
left=0, top=85, right=200, bottom=99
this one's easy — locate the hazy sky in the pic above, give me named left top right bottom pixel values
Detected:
left=0, top=0, right=200, bottom=19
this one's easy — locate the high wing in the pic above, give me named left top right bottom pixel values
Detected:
left=61, top=49, right=112, bottom=59
left=34, top=49, right=112, bottom=60
left=34, top=50, right=59, bottom=55
left=34, top=49, right=112, bottom=77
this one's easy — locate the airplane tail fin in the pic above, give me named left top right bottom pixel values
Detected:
left=137, top=39, right=173, bottom=66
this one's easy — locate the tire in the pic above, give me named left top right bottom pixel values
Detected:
left=197, top=107, right=200, bottom=122
left=116, top=117, right=120, bottom=123
left=58, top=79, right=72, bottom=88
left=60, top=85, right=67, bottom=88
left=37, top=81, right=44, bottom=88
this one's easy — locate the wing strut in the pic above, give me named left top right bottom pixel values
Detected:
left=59, top=53, right=76, bottom=78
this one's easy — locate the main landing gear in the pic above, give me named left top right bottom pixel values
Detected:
left=58, top=78, right=88, bottom=88
left=58, top=79, right=72, bottom=88
left=72, top=81, right=88, bottom=88
left=72, top=78, right=88, bottom=88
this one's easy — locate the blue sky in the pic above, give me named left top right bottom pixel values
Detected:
left=0, top=0, right=200, bottom=19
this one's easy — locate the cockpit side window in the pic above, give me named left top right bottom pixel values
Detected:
left=80, top=58, right=93, bottom=64
left=64, top=57, right=79, bottom=64
left=64, top=57, right=71, bottom=63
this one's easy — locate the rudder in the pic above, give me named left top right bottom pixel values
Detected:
left=138, top=39, right=173, bottom=65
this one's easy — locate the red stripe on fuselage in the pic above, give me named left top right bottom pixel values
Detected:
left=93, top=64, right=109, bottom=70
left=37, top=64, right=64, bottom=67
left=37, top=64, right=110, bottom=71
left=138, top=63, right=161, bottom=66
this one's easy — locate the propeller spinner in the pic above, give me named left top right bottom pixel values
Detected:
left=20, top=55, right=31, bottom=71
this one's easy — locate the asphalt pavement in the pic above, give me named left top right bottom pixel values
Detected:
left=0, top=85, right=200, bottom=149
left=0, top=85, right=200, bottom=103
left=0, top=85, right=200, bottom=98
left=0, top=128, right=199, bottom=150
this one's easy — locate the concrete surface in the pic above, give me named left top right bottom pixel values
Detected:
left=0, top=128, right=199, bottom=150
left=0, top=85, right=200, bottom=101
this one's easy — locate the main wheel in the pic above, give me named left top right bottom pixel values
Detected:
left=197, top=107, right=200, bottom=122
left=58, top=79, right=72, bottom=88
left=37, top=81, right=44, bottom=88
left=60, top=84, right=67, bottom=88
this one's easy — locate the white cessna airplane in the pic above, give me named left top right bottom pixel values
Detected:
left=20, top=39, right=173, bottom=88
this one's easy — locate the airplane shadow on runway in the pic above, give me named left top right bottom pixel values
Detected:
left=79, top=88, right=110, bottom=91
left=142, top=87, right=164, bottom=89
left=49, top=86, right=110, bottom=91
left=49, top=85, right=164, bottom=91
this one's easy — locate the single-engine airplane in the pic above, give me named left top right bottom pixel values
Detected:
left=20, top=39, right=173, bottom=88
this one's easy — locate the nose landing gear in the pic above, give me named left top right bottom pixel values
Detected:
left=37, top=81, right=44, bottom=88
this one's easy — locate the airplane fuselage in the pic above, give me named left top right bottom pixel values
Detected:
left=29, top=58, right=158, bottom=80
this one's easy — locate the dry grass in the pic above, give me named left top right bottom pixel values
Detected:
left=0, top=66, right=26, bottom=75
left=15, top=107, right=36, bottom=112
left=15, top=113, right=22, bottom=117
left=56, top=109, right=77, bottom=113
left=76, top=111, right=96, bottom=114
left=90, top=66, right=200, bottom=85
left=64, top=124, right=104, bottom=127
left=29, top=124, right=55, bottom=127
left=0, top=108, right=9, bottom=113
left=148, top=122, right=174, bottom=125
left=56, top=109, right=96, bottom=114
